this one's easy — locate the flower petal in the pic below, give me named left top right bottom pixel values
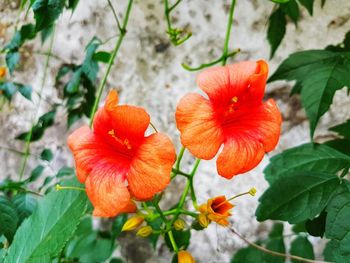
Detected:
left=216, top=136, right=265, bottom=179
left=175, top=93, right=224, bottom=159
left=67, top=126, right=131, bottom=183
left=127, top=133, right=175, bottom=200
left=93, top=91, right=150, bottom=147
left=86, top=169, right=135, bottom=217
left=222, top=99, right=282, bottom=152
left=196, top=61, right=259, bottom=105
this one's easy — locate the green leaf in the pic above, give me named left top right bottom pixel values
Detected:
left=269, top=50, right=350, bottom=137
left=305, top=210, right=327, bottom=237
left=270, top=0, right=290, bottom=3
left=32, top=0, right=65, bottom=32
left=81, top=37, right=101, bottom=83
left=40, top=148, right=53, bottom=161
left=65, top=68, right=82, bottom=94
left=28, top=165, right=45, bottom=182
left=231, top=245, right=264, bottom=263
left=256, top=172, right=340, bottom=224
left=0, top=196, right=19, bottom=242
left=325, top=182, right=350, bottom=258
left=290, top=236, right=315, bottom=262
left=56, top=167, right=75, bottom=178
left=40, top=25, right=54, bottom=43
left=281, top=0, right=300, bottom=23
left=0, top=82, right=17, bottom=101
left=267, top=8, right=286, bottom=58
left=264, top=143, right=350, bottom=184
left=67, top=0, right=80, bottom=12
left=112, top=214, right=128, bottom=238
left=5, top=24, right=36, bottom=51
left=263, top=224, right=285, bottom=263
left=297, top=0, right=314, bottom=15
left=93, top=51, right=111, bottom=63
left=330, top=119, right=350, bottom=139
left=5, top=52, right=20, bottom=75
left=12, top=194, right=37, bottom=224
left=4, top=181, right=88, bottom=262
left=17, top=83, right=32, bottom=100
left=165, top=230, right=191, bottom=252
left=324, top=240, right=349, bottom=263
left=325, top=139, right=350, bottom=156
left=16, top=109, right=56, bottom=142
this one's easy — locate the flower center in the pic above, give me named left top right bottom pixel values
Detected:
left=228, top=96, right=239, bottom=113
left=108, top=129, right=132, bottom=150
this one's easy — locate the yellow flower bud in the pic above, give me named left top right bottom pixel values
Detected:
left=121, top=216, right=144, bottom=232
left=174, top=218, right=186, bottom=231
left=0, top=67, right=6, bottom=79
left=178, top=250, right=196, bottom=263
left=198, top=213, right=209, bottom=228
left=249, top=187, right=257, bottom=196
left=136, top=226, right=153, bottom=238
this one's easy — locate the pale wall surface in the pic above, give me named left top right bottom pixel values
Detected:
left=1, top=0, right=350, bottom=262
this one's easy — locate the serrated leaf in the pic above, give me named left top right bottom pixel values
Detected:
left=298, top=0, right=314, bottom=15
left=4, top=181, right=88, bottom=263
left=264, top=143, right=350, bottom=184
left=268, top=8, right=286, bottom=58
left=324, top=239, right=348, bottom=263
left=32, top=0, right=65, bottom=32
left=40, top=148, right=53, bottom=161
left=12, top=194, right=37, bottom=224
left=281, top=0, right=299, bottom=23
left=325, top=182, right=350, bottom=257
left=269, top=50, right=350, bottom=137
left=28, top=165, right=45, bottom=182
left=230, top=245, right=264, bottom=263
left=290, top=236, right=315, bottom=262
left=330, top=120, right=350, bottom=139
left=256, top=172, right=340, bottom=224
left=0, top=196, right=19, bottom=242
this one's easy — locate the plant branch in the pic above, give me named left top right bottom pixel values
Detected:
left=89, top=0, right=134, bottom=126
left=230, top=228, right=330, bottom=263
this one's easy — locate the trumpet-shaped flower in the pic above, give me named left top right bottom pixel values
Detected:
left=198, top=196, right=234, bottom=226
left=176, top=60, right=282, bottom=178
left=68, top=90, right=176, bottom=217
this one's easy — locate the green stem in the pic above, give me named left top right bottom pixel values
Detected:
left=222, top=0, right=236, bottom=66
left=18, top=27, right=56, bottom=181
left=168, top=230, right=179, bottom=252
left=176, top=147, right=185, bottom=171
left=89, top=0, right=134, bottom=127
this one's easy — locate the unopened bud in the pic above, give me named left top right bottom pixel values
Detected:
left=174, top=218, right=186, bottom=231
left=249, top=187, right=257, bottom=196
left=178, top=250, right=196, bottom=263
left=136, top=226, right=153, bottom=238
left=198, top=213, right=209, bottom=228
left=121, top=216, right=144, bottom=232
left=0, top=67, right=6, bottom=79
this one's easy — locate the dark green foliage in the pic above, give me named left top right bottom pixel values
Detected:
left=12, top=194, right=37, bottom=224
left=267, top=8, right=286, bottom=58
left=263, top=224, right=285, bottom=263
left=305, top=210, right=327, bottom=237
left=256, top=172, right=340, bottom=223
left=0, top=82, right=32, bottom=101
left=165, top=230, right=191, bottom=252
left=16, top=108, right=56, bottom=141
left=40, top=148, right=53, bottom=161
left=32, top=0, right=66, bottom=32
left=56, top=166, right=75, bottom=178
left=0, top=196, right=19, bottom=242
left=231, top=245, right=264, bottom=263
left=28, top=165, right=45, bottom=182
left=290, top=237, right=315, bottom=262
left=269, top=50, right=350, bottom=137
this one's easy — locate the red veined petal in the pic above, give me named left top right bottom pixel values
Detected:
left=222, top=99, right=282, bottom=152
left=247, top=60, right=268, bottom=103
left=196, top=61, right=258, bottom=105
left=93, top=91, right=151, bottom=148
left=216, top=136, right=265, bottom=179
left=67, top=126, right=132, bottom=183
left=127, top=133, right=175, bottom=200
left=175, top=93, right=224, bottom=159
left=86, top=169, right=134, bottom=217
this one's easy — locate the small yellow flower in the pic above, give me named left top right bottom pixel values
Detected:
left=0, top=67, right=6, bottom=79
left=121, top=216, right=144, bottom=232
left=136, top=226, right=152, bottom=237
left=178, top=250, right=195, bottom=263
left=174, top=218, right=186, bottom=231
left=198, top=196, right=234, bottom=226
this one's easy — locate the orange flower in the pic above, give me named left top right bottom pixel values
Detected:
left=176, top=60, right=282, bottom=178
left=199, top=196, right=234, bottom=226
left=178, top=250, right=196, bottom=263
left=0, top=67, right=6, bottom=79
left=68, top=90, right=176, bottom=217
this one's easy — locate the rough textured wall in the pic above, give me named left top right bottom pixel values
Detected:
left=1, top=0, right=350, bottom=262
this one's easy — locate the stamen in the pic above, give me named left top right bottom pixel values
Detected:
left=231, top=96, right=238, bottom=103
left=108, top=129, right=132, bottom=149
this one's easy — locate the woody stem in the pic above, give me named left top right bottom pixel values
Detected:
left=230, top=228, right=330, bottom=263
left=89, top=0, right=133, bottom=127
